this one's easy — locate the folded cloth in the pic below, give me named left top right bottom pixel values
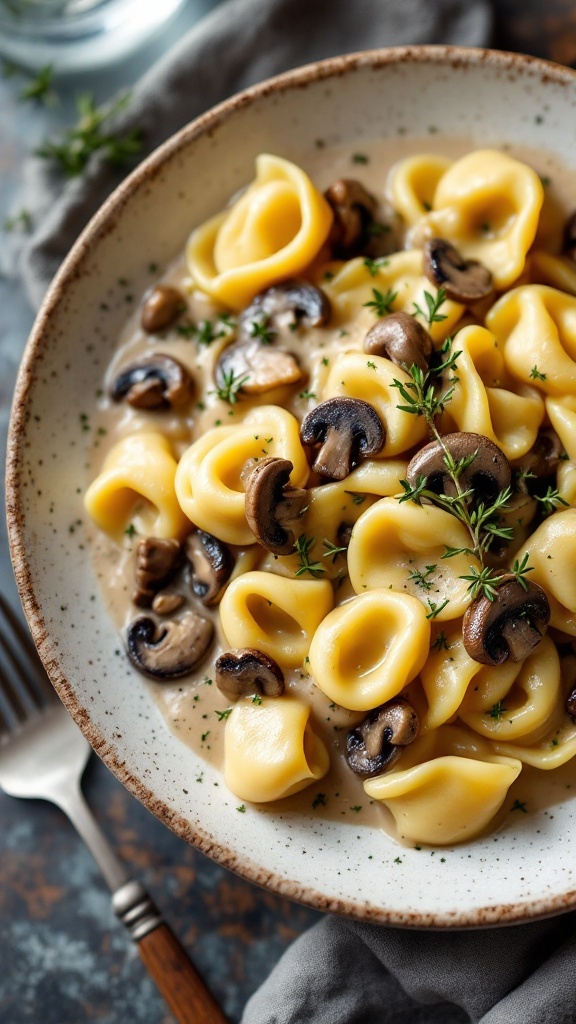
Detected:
left=20, top=0, right=492, bottom=308
left=25, top=2, right=576, bottom=1023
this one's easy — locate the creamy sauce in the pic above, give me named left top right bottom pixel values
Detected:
left=88, top=135, right=576, bottom=843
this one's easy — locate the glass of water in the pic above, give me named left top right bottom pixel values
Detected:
left=0, top=0, right=188, bottom=71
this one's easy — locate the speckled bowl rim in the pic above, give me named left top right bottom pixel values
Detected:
left=8, top=44, right=576, bottom=929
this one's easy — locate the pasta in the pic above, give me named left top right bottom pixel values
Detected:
left=85, top=140, right=576, bottom=849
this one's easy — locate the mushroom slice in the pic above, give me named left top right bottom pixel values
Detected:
left=406, top=432, right=511, bottom=507
left=300, top=397, right=385, bottom=481
left=215, top=340, right=303, bottom=396
left=345, top=698, right=419, bottom=777
left=244, top=457, right=307, bottom=555
left=513, top=429, right=564, bottom=483
left=126, top=611, right=213, bottom=680
left=462, top=577, right=550, bottom=666
left=237, top=280, right=330, bottom=345
left=132, top=537, right=182, bottom=607
left=566, top=687, right=576, bottom=720
left=110, top=354, right=191, bottom=410
left=185, top=530, right=234, bottom=605
left=423, top=237, right=493, bottom=303
left=324, top=178, right=377, bottom=258
left=141, top=285, right=186, bottom=333
left=364, top=312, right=433, bottom=373
left=215, top=648, right=285, bottom=701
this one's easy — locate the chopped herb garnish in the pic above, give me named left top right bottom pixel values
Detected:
left=363, top=287, right=397, bottom=317
left=425, top=598, right=449, bottom=620
left=407, top=564, right=437, bottom=592
left=487, top=700, right=508, bottom=721
left=36, top=92, right=142, bottom=177
left=294, top=534, right=325, bottom=578
left=534, top=487, right=569, bottom=515
left=529, top=365, right=547, bottom=381
left=251, top=694, right=263, bottom=705
left=312, top=793, right=327, bottom=809
left=431, top=632, right=449, bottom=652
left=124, top=524, right=137, bottom=538
left=250, top=316, right=274, bottom=344
left=511, top=799, right=528, bottom=813
left=299, top=389, right=317, bottom=400
left=212, top=368, right=249, bottom=404
left=215, top=708, right=233, bottom=721
left=344, top=491, right=367, bottom=506
left=236, top=804, right=246, bottom=813
left=363, top=256, right=390, bottom=277
left=412, top=287, right=448, bottom=326
left=322, top=538, right=348, bottom=563
left=351, top=152, right=369, bottom=164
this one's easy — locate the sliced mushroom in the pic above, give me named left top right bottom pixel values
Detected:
left=337, top=521, right=353, bottom=548
left=462, top=577, right=550, bottom=666
left=132, top=538, right=181, bottom=607
left=345, top=698, right=419, bottom=777
left=300, top=397, right=385, bottom=481
left=186, top=530, right=234, bottom=605
left=513, top=429, right=564, bottom=483
left=364, top=312, right=433, bottom=372
left=406, top=433, right=511, bottom=507
left=423, top=238, right=493, bottom=304
left=215, top=648, right=285, bottom=701
left=215, top=340, right=303, bottom=396
left=151, top=591, right=185, bottom=615
left=141, top=285, right=186, bottom=333
left=324, top=179, right=401, bottom=259
left=244, top=457, right=307, bottom=555
left=110, top=354, right=191, bottom=409
left=237, top=280, right=330, bottom=346
left=126, top=611, right=213, bottom=679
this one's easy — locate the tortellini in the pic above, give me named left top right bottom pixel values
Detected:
left=175, top=405, right=309, bottom=545
left=387, top=153, right=453, bottom=228
left=224, top=696, right=329, bottom=802
left=219, top=571, right=334, bottom=668
left=419, top=149, right=543, bottom=288
left=365, top=726, right=522, bottom=845
left=187, top=154, right=333, bottom=309
left=347, top=498, right=480, bottom=621
left=308, top=591, right=430, bottom=711
left=84, top=432, right=190, bottom=543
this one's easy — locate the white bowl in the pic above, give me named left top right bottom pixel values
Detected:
left=8, top=46, right=576, bottom=927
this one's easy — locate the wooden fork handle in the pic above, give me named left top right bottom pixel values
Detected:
left=138, top=923, right=229, bottom=1024
left=113, top=879, right=229, bottom=1024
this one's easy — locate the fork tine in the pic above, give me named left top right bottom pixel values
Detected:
left=0, top=594, right=56, bottom=727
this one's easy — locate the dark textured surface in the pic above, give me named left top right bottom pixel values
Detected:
left=0, top=2, right=572, bottom=1022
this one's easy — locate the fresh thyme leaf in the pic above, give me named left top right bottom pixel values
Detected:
left=250, top=316, right=274, bottom=344
left=344, top=491, right=367, bottom=506
left=322, top=538, right=348, bottom=563
left=212, top=368, right=249, bottom=404
left=215, top=708, right=233, bottom=721
left=398, top=475, right=427, bottom=505
left=461, top=565, right=504, bottom=602
left=3, top=208, right=32, bottom=233
left=431, top=632, right=450, bottom=652
left=534, top=486, right=569, bottom=515
left=20, top=63, right=57, bottom=106
left=363, top=287, right=397, bottom=317
left=36, top=92, right=142, bottom=177
left=407, top=564, right=437, bottom=591
left=363, top=256, right=390, bottom=277
left=294, top=534, right=325, bottom=578
left=426, top=598, right=449, bottom=619
left=487, top=700, right=508, bottom=721
left=511, top=799, right=528, bottom=813
left=529, top=365, right=547, bottom=381
left=412, top=288, right=448, bottom=326
left=312, top=792, right=327, bottom=809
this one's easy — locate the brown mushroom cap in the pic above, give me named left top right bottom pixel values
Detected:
left=141, top=285, right=186, bottom=333
left=406, top=432, right=511, bottom=507
left=126, top=611, right=213, bottom=679
left=185, top=530, right=234, bottom=605
left=345, top=698, right=419, bottom=777
left=364, top=312, right=433, bottom=373
left=300, top=397, right=385, bottom=481
left=132, top=537, right=181, bottom=607
left=324, top=178, right=377, bottom=258
left=566, top=686, right=576, bottom=720
left=110, top=354, right=191, bottom=409
left=215, top=340, right=303, bottom=396
left=462, top=577, right=550, bottom=666
left=423, top=238, right=493, bottom=303
left=513, top=429, right=564, bottom=483
left=244, top=457, right=307, bottom=555
left=237, top=280, right=330, bottom=345
left=215, top=648, right=285, bottom=701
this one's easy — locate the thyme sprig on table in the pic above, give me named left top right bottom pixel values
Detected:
left=36, top=93, right=143, bottom=177
left=392, top=339, right=533, bottom=603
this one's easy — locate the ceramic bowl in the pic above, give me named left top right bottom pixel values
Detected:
left=8, top=46, right=576, bottom=927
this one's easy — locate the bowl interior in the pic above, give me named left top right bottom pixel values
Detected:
left=8, top=46, right=576, bottom=926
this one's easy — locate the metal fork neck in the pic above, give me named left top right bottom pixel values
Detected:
left=112, top=880, right=163, bottom=940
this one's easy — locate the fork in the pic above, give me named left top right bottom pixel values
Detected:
left=0, top=592, right=229, bottom=1024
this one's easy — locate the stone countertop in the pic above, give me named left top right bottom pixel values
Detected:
left=1, top=2, right=576, bottom=1022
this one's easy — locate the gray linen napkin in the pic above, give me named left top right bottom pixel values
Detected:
left=22, top=2, right=576, bottom=1023
left=21, top=0, right=492, bottom=308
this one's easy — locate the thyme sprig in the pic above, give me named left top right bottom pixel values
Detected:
left=294, top=534, right=325, bottom=578
left=393, top=341, right=534, bottom=603
left=363, top=287, right=397, bottom=317
left=212, top=368, right=249, bottom=404
left=36, top=93, right=142, bottom=177
left=412, top=288, right=448, bottom=326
